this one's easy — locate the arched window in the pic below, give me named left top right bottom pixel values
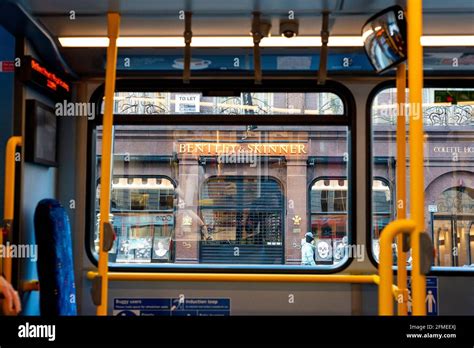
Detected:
left=436, top=187, right=474, bottom=214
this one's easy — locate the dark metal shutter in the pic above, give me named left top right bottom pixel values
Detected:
left=200, top=177, right=284, bottom=264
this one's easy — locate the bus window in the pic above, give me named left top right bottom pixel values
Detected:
left=370, top=85, right=474, bottom=269
left=90, top=90, right=353, bottom=270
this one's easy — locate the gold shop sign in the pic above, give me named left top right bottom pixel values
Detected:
left=178, top=142, right=307, bottom=156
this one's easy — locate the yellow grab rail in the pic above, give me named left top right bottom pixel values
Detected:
left=407, top=0, right=427, bottom=315
left=2, top=136, right=22, bottom=283
left=378, top=219, right=416, bottom=315
left=87, top=271, right=383, bottom=285
left=395, top=63, right=408, bottom=315
left=96, top=12, right=120, bottom=316
left=87, top=272, right=403, bottom=313
left=21, top=280, right=40, bottom=292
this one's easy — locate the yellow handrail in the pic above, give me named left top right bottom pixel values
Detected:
left=96, top=12, right=120, bottom=316
left=378, top=219, right=416, bottom=315
left=87, top=271, right=383, bottom=285
left=21, top=280, right=40, bottom=292
left=407, top=0, right=427, bottom=315
left=2, top=136, right=22, bottom=283
left=395, top=63, right=408, bottom=315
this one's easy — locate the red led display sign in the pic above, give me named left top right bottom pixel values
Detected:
left=20, top=56, right=71, bottom=100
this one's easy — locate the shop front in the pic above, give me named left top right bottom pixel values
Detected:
left=94, top=125, right=350, bottom=267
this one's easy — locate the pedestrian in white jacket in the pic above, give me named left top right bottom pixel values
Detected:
left=301, top=232, right=316, bottom=266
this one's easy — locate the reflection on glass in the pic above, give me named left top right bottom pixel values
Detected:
left=103, top=92, right=344, bottom=115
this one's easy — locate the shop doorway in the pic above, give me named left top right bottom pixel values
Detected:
left=200, top=177, right=284, bottom=264
left=432, top=187, right=474, bottom=267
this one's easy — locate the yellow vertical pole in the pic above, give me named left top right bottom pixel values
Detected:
left=2, top=136, right=22, bottom=282
left=395, top=63, right=408, bottom=316
left=379, top=219, right=416, bottom=315
left=407, top=0, right=426, bottom=316
left=96, top=12, right=120, bottom=316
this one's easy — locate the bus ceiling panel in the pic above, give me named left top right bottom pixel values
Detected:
left=41, top=14, right=444, bottom=38
left=32, top=15, right=474, bottom=40
left=19, top=0, right=474, bottom=16
left=37, top=16, right=359, bottom=37
left=10, top=0, right=472, bottom=40
left=20, top=0, right=341, bottom=16
left=424, top=15, right=474, bottom=35
left=28, top=8, right=473, bottom=38
left=341, top=0, right=474, bottom=13
left=0, top=0, right=78, bottom=78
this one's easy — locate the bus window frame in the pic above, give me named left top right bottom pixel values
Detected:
left=86, top=78, right=357, bottom=274
left=366, top=79, right=474, bottom=275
